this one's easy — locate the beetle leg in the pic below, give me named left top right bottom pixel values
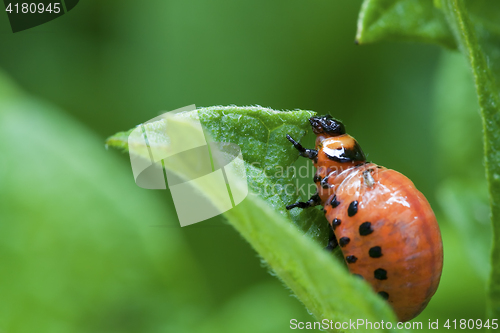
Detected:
left=325, top=226, right=338, bottom=252
left=286, top=193, right=321, bottom=210
left=286, top=134, right=318, bottom=160
left=320, top=171, right=336, bottom=189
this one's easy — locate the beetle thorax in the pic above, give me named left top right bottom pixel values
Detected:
left=314, top=134, right=366, bottom=181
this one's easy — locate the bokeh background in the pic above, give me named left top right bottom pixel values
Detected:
left=0, top=1, right=489, bottom=332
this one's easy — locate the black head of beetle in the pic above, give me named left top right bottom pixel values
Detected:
left=309, top=115, right=346, bottom=136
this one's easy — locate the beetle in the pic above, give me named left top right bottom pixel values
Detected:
left=286, top=115, right=443, bottom=322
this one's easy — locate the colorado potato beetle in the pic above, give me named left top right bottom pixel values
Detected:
left=286, top=115, right=443, bottom=322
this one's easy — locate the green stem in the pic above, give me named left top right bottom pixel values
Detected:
left=442, top=0, right=500, bottom=318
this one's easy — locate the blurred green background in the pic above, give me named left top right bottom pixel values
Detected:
left=0, top=0, right=489, bottom=332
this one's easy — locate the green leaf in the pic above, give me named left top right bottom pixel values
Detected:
left=356, top=0, right=456, bottom=48
left=195, top=107, right=331, bottom=242
left=107, top=107, right=400, bottom=332
left=110, top=107, right=330, bottom=244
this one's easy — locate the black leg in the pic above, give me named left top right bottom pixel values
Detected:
left=286, top=134, right=318, bottom=160
left=320, top=172, right=333, bottom=189
left=325, top=222, right=338, bottom=252
left=286, top=193, right=321, bottom=210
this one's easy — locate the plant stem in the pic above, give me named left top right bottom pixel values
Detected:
left=442, top=0, right=500, bottom=318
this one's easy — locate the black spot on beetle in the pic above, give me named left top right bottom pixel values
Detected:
left=332, top=218, right=341, bottom=229
left=369, top=246, right=382, bottom=258
left=359, top=222, right=373, bottom=236
left=313, top=174, right=321, bottom=183
left=346, top=255, right=358, bottom=263
left=330, top=195, right=340, bottom=208
left=339, top=237, right=350, bottom=247
left=378, top=291, right=389, bottom=300
left=347, top=201, right=358, bottom=217
left=374, top=268, right=387, bottom=280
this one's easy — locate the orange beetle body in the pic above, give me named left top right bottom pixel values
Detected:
left=287, top=115, right=443, bottom=322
